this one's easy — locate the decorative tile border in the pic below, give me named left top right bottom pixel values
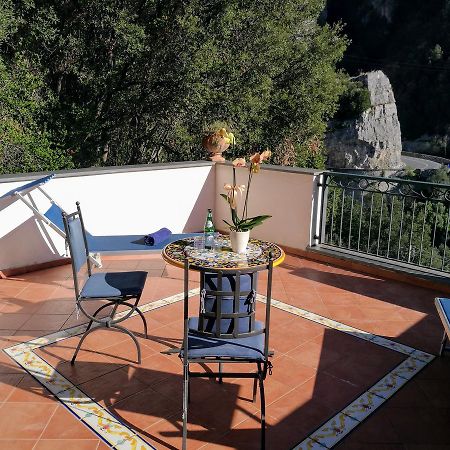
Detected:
left=261, top=296, right=435, bottom=450
left=3, top=290, right=435, bottom=449
left=3, top=288, right=200, bottom=450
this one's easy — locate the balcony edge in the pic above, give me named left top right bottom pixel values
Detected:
left=0, top=160, right=214, bottom=183
left=286, top=244, right=450, bottom=295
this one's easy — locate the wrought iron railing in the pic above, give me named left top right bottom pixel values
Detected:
left=319, top=172, right=450, bottom=272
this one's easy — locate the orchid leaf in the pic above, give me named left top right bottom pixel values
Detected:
left=236, top=215, right=272, bottom=231
left=231, top=207, right=240, bottom=227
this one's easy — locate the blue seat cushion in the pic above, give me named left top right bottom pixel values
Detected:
left=80, top=271, right=147, bottom=298
left=182, top=318, right=265, bottom=361
left=437, top=298, right=450, bottom=328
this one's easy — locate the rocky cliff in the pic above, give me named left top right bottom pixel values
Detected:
left=325, top=70, right=403, bottom=170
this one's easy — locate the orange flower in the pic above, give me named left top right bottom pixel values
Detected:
left=232, top=158, right=246, bottom=167
left=260, top=149, right=272, bottom=162
left=249, top=153, right=261, bottom=164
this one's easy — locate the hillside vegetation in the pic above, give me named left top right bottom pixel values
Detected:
left=0, top=0, right=348, bottom=173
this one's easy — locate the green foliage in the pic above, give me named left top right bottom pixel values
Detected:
left=423, top=167, right=450, bottom=185
left=0, top=0, right=348, bottom=171
left=325, top=171, right=450, bottom=271
left=296, top=139, right=327, bottom=169
left=0, top=1, right=72, bottom=174
left=203, top=121, right=231, bottom=135
left=334, top=79, right=371, bottom=121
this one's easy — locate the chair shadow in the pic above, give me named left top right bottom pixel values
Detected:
left=281, top=262, right=443, bottom=315
left=1, top=256, right=449, bottom=447
left=1, top=314, right=450, bottom=449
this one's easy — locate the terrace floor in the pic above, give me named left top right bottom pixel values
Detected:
left=0, top=253, right=449, bottom=450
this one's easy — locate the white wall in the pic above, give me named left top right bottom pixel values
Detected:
left=0, top=161, right=322, bottom=271
left=0, top=163, right=215, bottom=270
left=214, top=163, right=320, bottom=250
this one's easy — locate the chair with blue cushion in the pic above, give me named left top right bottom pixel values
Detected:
left=62, top=202, right=148, bottom=365
left=435, top=297, right=450, bottom=355
left=181, top=255, right=274, bottom=449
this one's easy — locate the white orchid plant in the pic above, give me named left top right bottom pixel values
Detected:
left=221, top=150, right=272, bottom=232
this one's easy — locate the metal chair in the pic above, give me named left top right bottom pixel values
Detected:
left=62, top=202, right=148, bottom=365
left=181, top=254, right=274, bottom=449
left=435, top=297, right=450, bottom=356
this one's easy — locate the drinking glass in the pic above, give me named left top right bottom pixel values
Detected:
left=212, top=232, right=222, bottom=252
left=193, top=235, right=205, bottom=250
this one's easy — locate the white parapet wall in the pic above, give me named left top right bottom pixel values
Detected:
left=0, top=161, right=322, bottom=272
left=0, top=162, right=215, bottom=271
left=214, top=163, right=321, bottom=250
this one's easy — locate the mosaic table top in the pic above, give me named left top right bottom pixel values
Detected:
left=162, top=235, right=285, bottom=271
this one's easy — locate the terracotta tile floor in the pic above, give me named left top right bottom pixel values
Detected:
left=0, top=253, right=449, bottom=449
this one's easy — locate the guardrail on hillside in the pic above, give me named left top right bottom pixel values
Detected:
left=319, top=172, right=450, bottom=272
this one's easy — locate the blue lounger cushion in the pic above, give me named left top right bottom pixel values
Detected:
left=144, top=227, right=172, bottom=246
left=0, top=174, right=54, bottom=201
left=44, top=203, right=200, bottom=252
left=80, top=271, right=147, bottom=298
left=184, top=318, right=265, bottom=361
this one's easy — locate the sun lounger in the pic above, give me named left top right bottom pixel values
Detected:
left=0, top=174, right=200, bottom=265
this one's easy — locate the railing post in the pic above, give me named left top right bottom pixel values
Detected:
left=311, top=172, right=327, bottom=247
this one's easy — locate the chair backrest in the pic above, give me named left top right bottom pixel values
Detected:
left=197, top=271, right=260, bottom=339
left=184, top=254, right=274, bottom=360
left=62, top=202, right=92, bottom=297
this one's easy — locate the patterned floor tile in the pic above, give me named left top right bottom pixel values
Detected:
left=342, top=391, right=385, bottom=421
left=2, top=288, right=436, bottom=449
left=367, top=372, right=410, bottom=400
left=309, top=413, right=360, bottom=448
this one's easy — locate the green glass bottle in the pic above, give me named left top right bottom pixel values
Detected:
left=204, top=209, right=215, bottom=249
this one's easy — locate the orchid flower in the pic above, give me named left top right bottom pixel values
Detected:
left=221, top=147, right=272, bottom=232
left=232, top=157, right=246, bottom=167
left=224, top=183, right=246, bottom=209
left=260, top=149, right=272, bottom=162
left=249, top=153, right=262, bottom=173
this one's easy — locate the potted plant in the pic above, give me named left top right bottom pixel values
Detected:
left=202, top=121, right=235, bottom=162
left=221, top=150, right=272, bottom=253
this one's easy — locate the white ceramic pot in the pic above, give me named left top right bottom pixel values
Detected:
left=229, top=230, right=250, bottom=254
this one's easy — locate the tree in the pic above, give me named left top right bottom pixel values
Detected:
left=9, top=0, right=347, bottom=168
left=0, top=0, right=71, bottom=174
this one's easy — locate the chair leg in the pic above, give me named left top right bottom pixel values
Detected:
left=71, top=325, right=100, bottom=365
left=440, top=330, right=448, bottom=356
left=218, top=362, right=223, bottom=384
left=188, top=377, right=191, bottom=404
left=111, top=324, right=141, bottom=364
left=252, top=362, right=259, bottom=402
left=135, top=307, right=148, bottom=338
left=71, top=302, right=117, bottom=365
left=258, top=371, right=266, bottom=449
left=182, top=364, right=189, bottom=450
left=252, top=377, right=258, bottom=403
left=121, top=301, right=148, bottom=339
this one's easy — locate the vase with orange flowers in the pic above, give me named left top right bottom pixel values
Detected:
left=221, top=150, right=272, bottom=253
left=202, top=122, right=235, bottom=162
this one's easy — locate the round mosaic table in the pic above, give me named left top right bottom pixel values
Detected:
left=162, top=235, right=285, bottom=271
